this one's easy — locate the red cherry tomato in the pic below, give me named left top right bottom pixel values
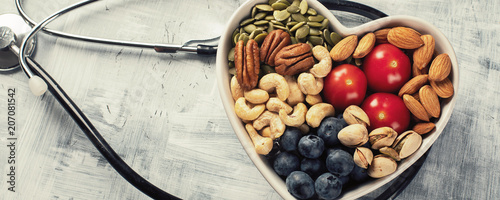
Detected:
left=323, top=64, right=367, bottom=112
left=363, top=43, right=411, bottom=93
left=361, top=93, right=410, bottom=134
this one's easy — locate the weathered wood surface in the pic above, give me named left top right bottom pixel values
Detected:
left=0, top=0, right=498, bottom=199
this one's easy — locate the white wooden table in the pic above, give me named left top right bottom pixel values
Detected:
left=0, top=0, right=499, bottom=199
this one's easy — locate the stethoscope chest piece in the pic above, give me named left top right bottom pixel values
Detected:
left=0, top=14, right=35, bottom=72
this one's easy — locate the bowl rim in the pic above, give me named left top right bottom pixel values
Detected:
left=216, top=0, right=459, bottom=199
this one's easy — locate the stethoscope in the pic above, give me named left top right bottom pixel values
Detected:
left=0, top=0, right=426, bottom=199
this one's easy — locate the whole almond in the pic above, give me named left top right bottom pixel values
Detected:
left=387, top=27, right=424, bottom=49
left=413, top=122, right=435, bottom=135
left=398, top=75, right=428, bottom=97
left=403, top=94, right=429, bottom=122
left=330, top=35, right=358, bottom=62
left=374, top=28, right=391, bottom=44
left=430, top=77, right=454, bottom=98
left=419, top=85, right=441, bottom=118
left=413, top=35, right=435, bottom=70
left=429, top=53, right=451, bottom=81
left=353, top=33, right=376, bottom=58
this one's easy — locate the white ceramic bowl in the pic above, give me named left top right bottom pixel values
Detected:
left=216, top=0, right=458, bottom=199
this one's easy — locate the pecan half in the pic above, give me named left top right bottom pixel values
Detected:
left=235, top=39, right=260, bottom=90
left=260, top=29, right=291, bottom=66
left=274, top=43, right=315, bottom=76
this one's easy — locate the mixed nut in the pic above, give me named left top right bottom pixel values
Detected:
left=227, top=0, right=454, bottom=199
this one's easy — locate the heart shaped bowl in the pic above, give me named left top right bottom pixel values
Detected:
left=216, top=0, right=458, bottom=199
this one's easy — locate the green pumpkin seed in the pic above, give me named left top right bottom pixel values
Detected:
left=267, top=22, right=274, bottom=32
left=330, top=32, right=342, bottom=45
left=233, top=33, right=240, bottom=45
left=240, top=18, right=254, bottom=26
left=299, top=0, right=308, bottom=15
left=308, top=15, right=324, bottom=22
left=273, top=10, right=290, bottom=21
left=254, top=20, right=269, bottom=26
left=291, top=36, right=298, bottom=44
left=307, top=8, right=317, bottom=15
left=272, top=2, right=288, bottom=10
left=249, top=29, right=263, bottom=39
left=244, top=24, right=257, bottom=34
left=256, top=4, right=273, bottom=12
left=265, top=15, right=275, bottom=21
left=307, top=22, right=323, bottom=28
left=238, top=33, right=249, bottom=45
left=309, top=27, right=321, bottom=36
left=306, top=41, right=313, bottom=49
left=254, top=12, right=267, bottom=20
left=308, top=36, right=323, bottom=46
left=291, top=13, right=308, bottom=22
left=291, top=0, right=300, bottom=7
left=295, top=24, right=309, bottom=39
left=256, top=25, right=268, bottom=31
left=251, top=6, right=257, bottom=18
left=321, top=19, right=330, bottom=29
left=228, top=47, right=235, bottom=61
left=276, top=0, right=290, bottom=6
left=286, top=21, right=299, bottom=27
left=268, top=0, right=278, bottom=5
left=270, top=20, right=285, bottom=26
left=228, top=66, right=236, bottom=75
left=254, top=33, right=268, bottom=44
left=260, top=64, right=276, bottom=76
left=323, top=29, right=334, bottom=46
left=287, top=5, right=300, bottom=14
left=290, top=21, right=305, bottom=32
left=232, top=28, right=240, bottom=46
left=273, top=24, right=288, bottom=31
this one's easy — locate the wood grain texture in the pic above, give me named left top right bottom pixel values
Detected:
left=0, top=0, right=499, bottom=199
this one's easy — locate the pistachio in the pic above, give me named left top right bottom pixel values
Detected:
left=367, top=155, right=397, bottom=178
left=392, top=130, right=422, bottom=159
left=379, top=147, right=401, bottom=161
left=343, top=105, right=370, bottom=127
left=368, top=127, right=398, bottom=150
left=353, top=147, right=373, bottom=169
left=338, top=124, right=369, bottom=148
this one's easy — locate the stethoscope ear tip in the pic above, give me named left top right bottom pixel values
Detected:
left=28, top=75, right=47, bottom=96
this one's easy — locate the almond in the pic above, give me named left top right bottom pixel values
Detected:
left=412, top=122, right=435, bottom=135
left=419, top=85, right=441, bottom=118
left=387, top=27, right=424, bottom=49
left=428, top=53, right=451, bottom=81
left=413, top=35, right=435, bottom=70
left=374, top=28, right=391, bottom=44
left=403, top=94, right=429, bottom=122
left=398, top=75, right=428, bottom=97
left=353, top=33, right=376, bottom=58
left=330, top=35, right=358, bottom=62
left=430, top=77, right=454, bottom=98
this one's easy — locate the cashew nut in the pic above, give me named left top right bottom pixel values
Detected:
left=266, top=97, right=293, bottom=114
left=231, top=76, right=244, bottom=101
left=306, top=103, right=335, bottom=128
left=245, top=124, right=273, bottom=155
left=279, top=103, right=307, bottom=127
left=234, top=97, right=266, bottom=121
left=244, top=89, right=269, bottom=104
left=253, top=111, right=275, bottom=130
left=310, top=46, right=332, bottom=78
left=285, top=75, right=305, bottom=107
left=305, top=94, right=323, bottom=105
left=259, top=73, right=289, bottom=101
left=298, top=72, right=324, bottom=95
left=253, top=111, right=286, bottom=139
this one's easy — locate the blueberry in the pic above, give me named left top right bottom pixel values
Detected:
left=273, top=152, right=300, bottom=177
left=280, top=127, right=302, bottom=152
left=317, top=117, right=348, bottom=147
left=339, top=175, right=350, bottom=185
left=314, top=173, right=342, bottom=200
left=286, top=171, right=315, bottom=200
left=300, top=158, right=326, bottom=179
left=326, top=149, right=354, bottom=177
left=349, top=164, right=370, bottom=183
left=298, top=135, right=325, bottom=159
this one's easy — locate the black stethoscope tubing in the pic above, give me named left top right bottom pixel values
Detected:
left=16, top=0, right=427, bottom=199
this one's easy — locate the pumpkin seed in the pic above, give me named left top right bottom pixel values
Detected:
left=238, top=33, right=249, bottom=45
left=228, top=66, right=236, bottom=75
left=272, top=2, right=289, bottom=10
left=254, top=32, right=268, bottom=44
left=330, top=32, right=342, bottom=45
left=244, top=24, right=257, bottom=34
left=251, top=6, right=257, bottom=18
left=228, top=47, right=235, bottom=61
left=299, top=0, right=308, bottom=15
left=273, top=10, right=290, bottom=21
left=308, top=15, right=324, bottom=22
left=291, top=0, right=300, bottom=7
left=291, top=13, right=308, bottom=22
left=295, top=24, right=310, bottom=39
left=260, top=64, right=276, bottom=75
left=240, top=18, right=254, bottom=26
left=233, top=33, right=240, bottom=45
left=287, top=5, right=300, bottom=14
left=273, top=24, right=288, bottom=31
left=256, top=4, right=273, bottom=12
left=267, top=22, right=274, bottom=32
left=254, top=20, right=269, bottom=26
left=276, top=0, right=290, bottom=6
left=265, top=15, right=275, bottom=21
left=231, top=28, right=240, bottom=46
left=307, top=8, right=317, bottom=15
left=308, top=35, right=323, bottom=46
left=309, top=27, right=321, bottom=36
left=323, top=29, right=334, bottom=46
left=321, top=19, right=330, bottom=29
left=306, top=41, right=314, bottom=49
left=270, top=20, right=285, bottom=26
left=290, top=21, right=305, bottom=32
left=307, top=22, right=323, bottom=28
left=254, top=12, right=267, bottom=20
left=286, top=21, right=299, bottom=27
left=256, top=25, right=268, bottom=31
left=249, top=29, right=263, bottom=39
left=291, top=36, right=298, bottom=44
left=268, top=0, right=278, bottom=5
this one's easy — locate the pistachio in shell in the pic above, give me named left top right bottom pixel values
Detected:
left=367, top=155, right=397, bottom=178
left=353, top=147, right=373, bottom=169
left=379, top=147, right=401, bottom=161
left=368, top=127, right=398, bottom=150
left=392, top=130, right=422, bottom=159
left=338, top=124, right=369, bottom=148
left=343, top=105, right=370, bottom=127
